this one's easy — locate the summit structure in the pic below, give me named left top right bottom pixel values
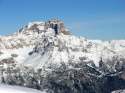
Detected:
left=18, top=19, right=70, bottom=35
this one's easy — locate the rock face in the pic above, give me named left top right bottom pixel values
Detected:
left=0, top=19, right=125, bottom=93
left=19, top=19, right=70, bottom=35
left=0, top=19, right=70, bottom=49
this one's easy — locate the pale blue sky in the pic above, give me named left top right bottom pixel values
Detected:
left=0, top=0, right=125, bottom=40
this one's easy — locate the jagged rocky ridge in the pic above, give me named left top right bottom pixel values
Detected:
left=0, top=19, right=125, bottom=93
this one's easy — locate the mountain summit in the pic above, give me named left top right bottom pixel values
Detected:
left=0, top=19, right=70, bottom=49
left=0, top=19, right=125, bottom=93
left=18, top=19, right=70, bottom=35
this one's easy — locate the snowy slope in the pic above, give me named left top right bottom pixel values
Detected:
left=112, top=90, right=125, bottom=93
left=0, top=85, right=46, bottom=93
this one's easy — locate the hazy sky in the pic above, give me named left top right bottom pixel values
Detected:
left=0, top=0, right=125, bottom=40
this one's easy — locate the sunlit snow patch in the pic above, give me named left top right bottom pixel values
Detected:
left=0, top=85, right=46, bottom=93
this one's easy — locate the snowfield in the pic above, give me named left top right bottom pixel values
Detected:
left=0, top=85, right=46, bottom=93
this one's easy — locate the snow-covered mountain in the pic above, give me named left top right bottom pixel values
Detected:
left=0, top=19, right=125, bottom=93
left=0, top=19, right=125, bottom=69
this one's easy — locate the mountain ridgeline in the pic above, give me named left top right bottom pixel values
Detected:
left=0, top=19, right=125, bottom=93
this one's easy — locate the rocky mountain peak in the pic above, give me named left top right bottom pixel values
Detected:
left=18, top=19, right=71, bottom=35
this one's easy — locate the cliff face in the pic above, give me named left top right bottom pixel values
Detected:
left=0, top=19, right=125, bottom=93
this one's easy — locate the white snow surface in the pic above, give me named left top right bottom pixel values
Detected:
left=0, top=84, right=46, bottom=93
left=112, top=90, right=125, bottom=93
